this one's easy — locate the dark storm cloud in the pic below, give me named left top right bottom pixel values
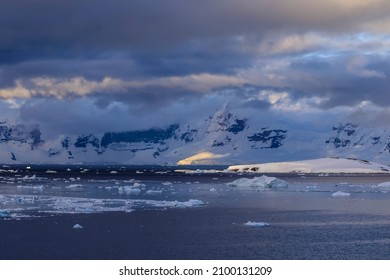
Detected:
left=1, top=0, right=390, bottom=67
left=2, top=0, right=390, bottom=133
left=276, top=54, right=390, bottom=108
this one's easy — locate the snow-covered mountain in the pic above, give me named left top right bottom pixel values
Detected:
left=2, top=108, right=390, bottom=165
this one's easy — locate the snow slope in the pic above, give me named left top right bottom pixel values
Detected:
left=227, top=157, right=390, bottom=173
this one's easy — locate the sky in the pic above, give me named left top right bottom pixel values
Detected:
left=2, top=0, right=390, bottom=138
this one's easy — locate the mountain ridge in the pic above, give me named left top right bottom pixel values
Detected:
left=2, top=109, right=390, bottom=165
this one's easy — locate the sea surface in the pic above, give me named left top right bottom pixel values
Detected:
left=0, top=164, right=389, bottom=259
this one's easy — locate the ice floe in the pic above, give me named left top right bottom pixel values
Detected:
left=21, top=175, right=37, bottom=180
left=133, top=182, right=146, bottom=188
left=119, top=186, right=142, bottom=195
left=331, top=191, right=351, bottom=198
left=377, top=182, right=390, bottom=188
left=0, top=194, right=204, bottom=218
left=73, top=224, right=83, bottom=229
left=65, top=184, right=83, bottom=189
left=17, top=185, right=44, bottom=190
left=146, top=190, right=163, bottom=195
left=227, top=175, right=288, bottom=190
left=244, top=221, right=270, bottom=227
left=0, top=210, right=11, bottom=218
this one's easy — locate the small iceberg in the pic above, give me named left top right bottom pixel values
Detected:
left=119, top=186, right=141, bottom=195
left=227, top=175, right=288, bottom=190
left=0, top=210, right=11, bottom=218
left=377, top=182, right=390, bottom=188
left=331, top=191, right=351, bottom=198
left=73, top=224, right=83, bottom=229
left=244, top=221, right=270, bottom=227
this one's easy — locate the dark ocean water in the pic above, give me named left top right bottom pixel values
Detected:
left=0, top=165, right=389, bottom=259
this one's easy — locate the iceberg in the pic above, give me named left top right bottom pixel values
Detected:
left=331, top=191, right=351, bottom=197
left=227, top=175, right=288, bottom=190
left=73, top=224, right=83, bottom=229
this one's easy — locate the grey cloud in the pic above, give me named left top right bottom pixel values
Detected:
left=2, top=0, right=390, bottom=60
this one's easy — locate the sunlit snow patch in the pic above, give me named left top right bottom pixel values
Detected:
left=227, top=175, right=288, bottom=190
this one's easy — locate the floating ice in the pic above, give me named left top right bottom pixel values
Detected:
left=109, top=171, right=118, bottom=174
left=133, top=182, right=145, bottom=188
left=331, top=191, right=351, bottom=198
left=377, top=182, right=390, bottom=188
left=73, top=224, right=83, bottom=229
left=17, top=185, right=44, bottom=190
left=146, top=190, right=163, bottom=195
left=174, top=199, right=204, bottom=208
left=21, top=175, right=37, bottom=180
left=89, top=179, right=109, bottom=183
left=65, top=184, right=83, bottom=189
left=162, top=181, right=173, bottom=186
left=209, top=188, right=217, bottom=192
left=0, top=210, right=11, bottom=218
left=227, top=175, right=288, bottom=190
left=119, top=186, right=141, bottom=195
left=46, top=170, right=57, bottom=174
left=244, top=221, right=270, bottom=227
left=0, top=194, right=204, bottom=218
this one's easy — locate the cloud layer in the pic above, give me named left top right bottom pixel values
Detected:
left=1, top=0, right=390, bottom=138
